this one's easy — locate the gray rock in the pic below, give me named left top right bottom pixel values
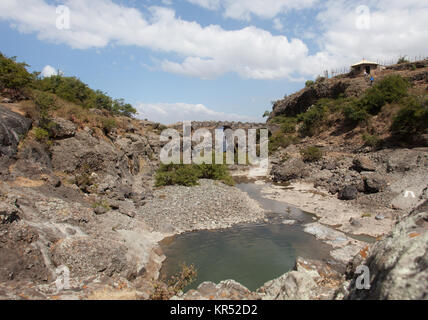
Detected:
left=271, top=158, right=308, bottom=183
left=344, top=211, right=428, bottom=300
left=0, top=106, right=32, bottom=158
left=0, top=201, right=20, bottom=224
left=352, top=156, right=376, bottom=172
left=50, top=118, right=77, bottom=139
left=338, top=185, right=358, bottom=200
left=362, top=173, right=387, bottom=194
left=349, top=217, right=363, bottom=227
left=375, top=214, right=385, bottom=221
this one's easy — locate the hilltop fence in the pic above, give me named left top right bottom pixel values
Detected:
left=323, top=54, right=428, bottom=79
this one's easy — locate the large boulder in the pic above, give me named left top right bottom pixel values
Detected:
left=0, top=105, right=32, bottom=158
left=344, top=211, right=428, bottom=300
left=362, top=173, right=387, bottom=193
left=338, top=185, right=358, bottom=200
left=271, top=158, right=308, bottom=183
left=352, top=156, right=376, bottom=172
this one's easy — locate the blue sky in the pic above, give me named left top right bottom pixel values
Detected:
left=1, top=0, right=427, bottom=124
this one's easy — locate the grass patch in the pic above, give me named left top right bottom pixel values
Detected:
left=155, top=162, right=234, bottom=187
left=300, top=146, right=323, bottom=162
left=362, top=133, right=381, bottom=148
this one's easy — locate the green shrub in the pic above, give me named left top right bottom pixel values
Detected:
left=391, top=96, right=428, bottom=138
left=344, top=103, right=370, bottom=125
left=269, top=132, right=299, bottom=153
left=33, top=127, right=50, bottom=142
left=374, top=75, right=409, bottom=104
left=362, top=133, right=381, bottom=148
left=298, top=105, right=326, bottom=136
left=34, top=91, right=57, bottom=117
left=305, top=80, right=315, bottom=87
left=101, top=117, right=117, bottom=134
left=300, top=146, right=323, bottom=162
left=155, top=163, right=234, bottom=187
left=0, top=53, right=34, bottom=89
left=34, top=75, right=136, bottom=117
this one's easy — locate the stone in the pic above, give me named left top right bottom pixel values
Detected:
left=50, top=118, right=77, bottom=139
left=362, top=173, right=387, bottom=193
left=375, top=214, right=385, bottom=221
left=0, top=106, right=32, bottom=158
left=344, top=211, right=428, bottom=300
left=94, top=206, right=108, bottom=215
left=352, top=156, right=376, bottom=172
left=349, top=217, right=362, bottom=227
left=0, top=201, right=20, bottom=224
left=338, top=186, right=358, bottom=200
left=271, top=158, right=308, bottom=183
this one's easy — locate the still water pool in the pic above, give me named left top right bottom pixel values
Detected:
left=160, top=222, right=333, bottom=292
left=160, top=182, right=333, bottom=292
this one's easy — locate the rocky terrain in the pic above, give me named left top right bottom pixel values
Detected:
left=0, top=58, right=427, bottom=300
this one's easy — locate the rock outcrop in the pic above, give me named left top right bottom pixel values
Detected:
left=0, top=105, right=32, bottom=158
left=342, top=209, right=428, bottom=300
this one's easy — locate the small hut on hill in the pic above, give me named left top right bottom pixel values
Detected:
left=351, top=59, right=379, bottom=75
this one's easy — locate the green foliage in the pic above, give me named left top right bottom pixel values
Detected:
left=34, top=91, right=57, bottom=117
left=101, top=117, right=117, bottom=134
left=268, top=132, right=299, bottom=153
left=33, top=127, right=50, bottom=142
left=300, top=146, right=323, bottom=162
left=155, top=162, right=234, bottom=187
left=342, top=75, right=409, bottom=125
left=391, top=96, right=428, bottom=138
left=305, top=80, right=315, bottom=87
left=0, top=52, right=34, bottom=90
left=373, top=75, right=409, bottom=104
left=362, top=133, right=381, bottom=148
left=34, top=75, right=136, bottom=117
left=263, top=110, right=271, bottom=118
left=298, top=105, right=326, bottom=136
left=344, top=103, right=370, bottom=125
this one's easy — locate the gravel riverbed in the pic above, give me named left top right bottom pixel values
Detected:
left=139, top=179, right=266, bottom=235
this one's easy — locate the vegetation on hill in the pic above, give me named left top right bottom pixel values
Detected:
left=0, top=52, right=136, bottom=117
left=268, top=74, right=428, bottom=151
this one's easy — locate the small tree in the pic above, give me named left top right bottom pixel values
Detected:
left=263, top=111, right=271, bottom=118
left=0, top=53, right=33, bottom=89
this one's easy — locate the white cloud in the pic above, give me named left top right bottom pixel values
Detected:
left=186, top=0, right=318, bottom=20
left=0, top=0, right=427, bottom=81
left=136, top=102, right=260, bottom=124
left=314, top=0, right=428, bottom=69
left=41, top=65, right=57, bottom=77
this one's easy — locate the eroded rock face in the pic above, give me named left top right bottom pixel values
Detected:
left=0, top=105, right=32, bottom=158
left=268, top=78, right=369, bottom=120
left=343, top=210, right=428, bottom=300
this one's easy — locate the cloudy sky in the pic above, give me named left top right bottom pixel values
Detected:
left=1, top=0, right=427, bottom=124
